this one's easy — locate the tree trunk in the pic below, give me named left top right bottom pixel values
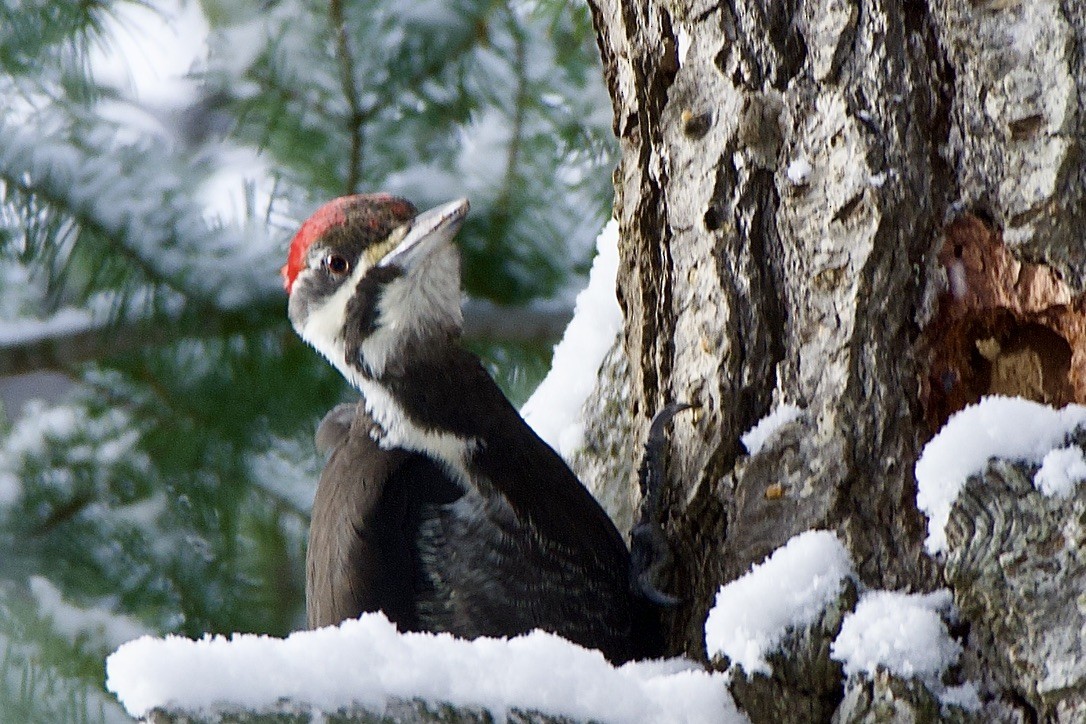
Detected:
left=582, top=0, right=1086, bottom=720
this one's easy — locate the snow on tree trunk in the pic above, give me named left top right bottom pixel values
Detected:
left=581, top=0, right=1086, bottom=720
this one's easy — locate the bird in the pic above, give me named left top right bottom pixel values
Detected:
left=281, top=193, right=673, bottom=663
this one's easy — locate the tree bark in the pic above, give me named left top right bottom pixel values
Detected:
left=582, top=0, right=1086, bottom=720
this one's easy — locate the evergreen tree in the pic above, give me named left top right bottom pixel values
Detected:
left=0, top=0, right=614, bottom=719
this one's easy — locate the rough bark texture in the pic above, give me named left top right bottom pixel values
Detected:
left=588, top=0, right=946, bottom=654
left=945, top=443, right=1086, bottom=721
left=582, top=0, right=1086, bottom=721
left=832, top=674, right=955, bottom=724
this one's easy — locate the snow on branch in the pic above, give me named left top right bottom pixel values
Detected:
left=106, top=613, right=744, bottom=723
left=704, top=530, right=854, bottom=675
left=29, top=576, right=151, bottom=653
left=830, top=589, right=979, bottom=710
left=0, top=118, right=282, bottom=309
left=915, top=396, right=1086, bottom=553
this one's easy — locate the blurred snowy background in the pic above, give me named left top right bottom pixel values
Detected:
left=0, top=0, right=615, bottom=719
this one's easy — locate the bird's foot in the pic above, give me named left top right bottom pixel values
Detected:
left=630, top=522, right=682, bottom=606
left=630, top=401, right=695, bottom=606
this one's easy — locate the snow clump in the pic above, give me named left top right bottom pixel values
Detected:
left=916, top=396, right=1086, bottom=553
left=831, top=589, right=979, bottom=711
left=704, top=529, right=853, bottom=675
left=740, top=403, right=802, bottom=455
left=107, top=612, right=747, bottom=723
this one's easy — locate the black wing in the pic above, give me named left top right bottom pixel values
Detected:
left=413, top=486, right=636, bottom=662
left=306, top=403, right=460, bottom=630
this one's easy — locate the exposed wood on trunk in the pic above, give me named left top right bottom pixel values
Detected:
left=923, top=214, right=1086, bottom=431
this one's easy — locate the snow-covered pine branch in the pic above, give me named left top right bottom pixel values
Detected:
left=0, top=118, right=282, bottom=309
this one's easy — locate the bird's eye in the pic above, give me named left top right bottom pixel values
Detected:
left=323, top=254, right=350, bottom=276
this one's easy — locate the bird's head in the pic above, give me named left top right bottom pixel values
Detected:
left=283, top=193, right=469, bottom=384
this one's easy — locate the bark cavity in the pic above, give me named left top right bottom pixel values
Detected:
left=922, top=213, right=1086, bottom=432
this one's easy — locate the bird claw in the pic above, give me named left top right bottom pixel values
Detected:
left=638, top=580, right=682, bottom=607
left=630, top=401, right=694, bottom=607
left=630, top=522, right=683, bottom=607
left=646, top=401, right=694, bottom=445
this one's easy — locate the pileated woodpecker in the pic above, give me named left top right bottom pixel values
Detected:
left=283, top=194, right=673, bottom=663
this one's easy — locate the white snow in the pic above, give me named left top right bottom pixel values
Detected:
left=831, top=589, right=976, bottom=710
left=0, top=119, right=284, bottom=308
left=106, top=613, right=746, bottom=723
left=831, top=589, right=956, bottom=680
left=29, top=577, right=151, bottom=652
left=0, top=0, right=284, bottom=311
left=246, top=435, right=322, bottom=514
left=740, top=403, right=802, bottom=455
left=1, top=400, right=83, bottom=460
left=522, top=220, right=623, bottom=459
left=197, top=145, right=281, bottom=228
left=785, top=156, right=812, bottom=185
left=456, top=109, right=514, bottom=208
left=0, top=397, right=151, bottom=507
left=675, top=25, right=693, bottom=66
left=0, top=305, right=95, bottom=346
left=940, top=683, right=983, bottom=712
left=704, top=530, right=853, bottom=675
left=915, top=396, right=1086, bottom=553
left=89, top=0, right=208, bottom=107
left=1033, top=446, right=1086, bottom=499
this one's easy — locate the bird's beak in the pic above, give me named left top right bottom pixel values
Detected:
left=379, top=198, right=469, bottom=271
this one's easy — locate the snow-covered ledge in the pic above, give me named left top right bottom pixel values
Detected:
left=915, top=395, right=1086, bottom=554
left=106, top=613, right=743, bottom=723
left=701, top=529, right=980, bottom=721
left=916, top=396, right=1086, bottom=717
